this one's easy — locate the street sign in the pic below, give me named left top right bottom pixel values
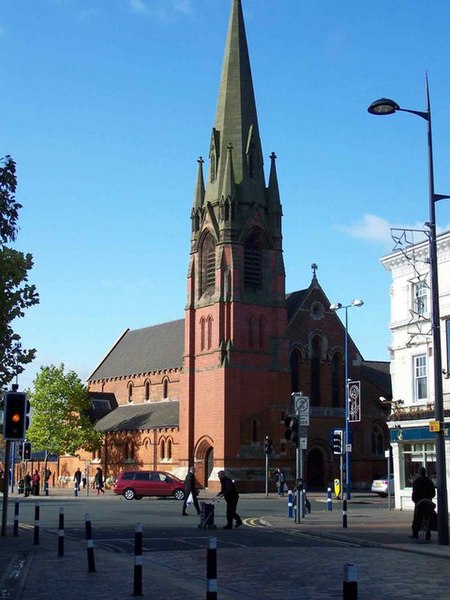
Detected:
left=300, top=437, right=307, bottom=450
left=292, top=393, right=310, bottom=426
left=429, top=420, right=440, bottom=432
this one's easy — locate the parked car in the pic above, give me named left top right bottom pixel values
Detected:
left=371, top=475, right=394, bottom=497
left=113, top=470, right=185, bottom=501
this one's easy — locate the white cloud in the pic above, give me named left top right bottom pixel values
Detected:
left=336, top=214, right=435, bottom=249
left=126, top=0, right=193, bottom=18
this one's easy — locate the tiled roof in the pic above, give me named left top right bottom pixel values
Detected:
left=94, top=400, right=179, bottom=432
left=89, top=319, right=184, bottom=381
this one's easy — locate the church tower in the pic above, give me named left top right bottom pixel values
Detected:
left=179, top=0, right=290, bottom=490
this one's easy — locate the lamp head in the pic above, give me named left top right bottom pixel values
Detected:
left=352, top=299, right=364, bottom=307
left=367, top=98, right=400, bottom=115
left=330, top=303, right=342, bottom=311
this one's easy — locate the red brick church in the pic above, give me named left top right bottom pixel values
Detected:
left=80, top=0, right=391, bottom=493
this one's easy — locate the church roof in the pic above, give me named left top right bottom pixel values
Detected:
left=88, top=319, right=184, bottom=382
left=94, top=400, right=179, bottom=432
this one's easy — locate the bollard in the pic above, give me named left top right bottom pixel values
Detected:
left=133, top=523, right=143, bottom=596
left=206, top=536, right=217, bottom=600
left=342, top=493, right=348, bottom=529
left=300, top=490, right=306, bottom=518
left=13, top=500, right=19, bottom=536
left=343, top=563, right=358, bottom=600
left=85, top=513, right=96, bottom=572
left=327, top=487, right=333, bottom=511
left=33, top=502, right=40, bottom=545
left=287, top=490, right=293, bottom=518
left=58, top=507, right=64, bottom=557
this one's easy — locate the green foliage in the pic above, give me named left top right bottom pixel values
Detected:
left=27, top=364, right=102, bottom=456
left=0, top=155, right=39, bottom=386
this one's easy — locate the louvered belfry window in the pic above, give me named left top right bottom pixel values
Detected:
left=244, top=233, right=262, bottom=289
left=201, top=233, right=216, bottom=295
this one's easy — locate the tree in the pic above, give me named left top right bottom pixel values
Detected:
left=26, top=364, right=102, bottom=456
left=0, top=155, right=39, bottom=387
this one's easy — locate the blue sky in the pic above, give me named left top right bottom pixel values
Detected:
left=2, top=0, right=450, bottom=390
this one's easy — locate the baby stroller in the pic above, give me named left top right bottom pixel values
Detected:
left=17, top=479, right=24, bottom=494
left=198, top=500, right=217, bottom=529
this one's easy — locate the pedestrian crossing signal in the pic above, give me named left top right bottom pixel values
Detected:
left=3, top=392, right=28, bottom=441
left=333, top=429, right=343, bottom=455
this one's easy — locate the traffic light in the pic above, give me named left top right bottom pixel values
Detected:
left=264, top=436, right=273, bottom=455
left=3, top=392, right=28, bottom=441
left=23, top=442, right=32, bottom=460
left=284, top=415, right=299, bottom=446
left=332, top=429, right=343, bottom=455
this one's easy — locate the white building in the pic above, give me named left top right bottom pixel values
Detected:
left=381, top=230, right=450, bottom=510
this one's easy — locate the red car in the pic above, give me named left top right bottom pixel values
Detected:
left=113, top=470, right=185, bottom=501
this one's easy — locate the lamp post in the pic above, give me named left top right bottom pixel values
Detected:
left=330, top=299, right=364, bottom=502
left=368, top=78, right=449, bottom=545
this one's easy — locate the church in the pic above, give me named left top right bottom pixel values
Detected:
left=80, top=0, right=391, bottom=493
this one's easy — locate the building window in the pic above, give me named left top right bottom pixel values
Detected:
left=145, top=381, right=150, bottom=402
left=200, top=317, right=206, bottom=351
left=127, top=383, right=133, bottom=404
left=259, top=316, right=265, bottom=349
left=160, top=439, right=165, bottom=461
left=244, top=230, right=265, bottom=290
left=248, top=316, right=254, bottom=348
left=402, top=443, right=436, bottom=487
left=125, top=439, right=135, bottom=462
left=251, top=419, right=259, bottom=444
left=200, top=233, right=216, bottom=295
left=413, top=281, right=428, bottom=317
left=163, top=378, right=169, bottom=399
left=413, top=354, right=427, bottom=402
left=371, top=425, right=384, bottom=456
left=167, top=439, right=172, bottom=461
left=207, top=315, right=213, bottom=350
left=310, top=336, right=322, bottom=406
left=331, top=352, right=343, bottom=408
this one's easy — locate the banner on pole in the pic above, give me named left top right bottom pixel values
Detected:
left=348, top=381, right=361, bottom=423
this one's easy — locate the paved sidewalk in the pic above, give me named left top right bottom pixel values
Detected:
left=1, top=493, right=450, bottom=599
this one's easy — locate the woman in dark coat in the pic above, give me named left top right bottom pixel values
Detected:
left=181, top=466, right=200, bottom=515
left=217, top=470, right=243, bottom=529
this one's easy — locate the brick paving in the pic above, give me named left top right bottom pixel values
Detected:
left=1, top=493, right=450, bottom=599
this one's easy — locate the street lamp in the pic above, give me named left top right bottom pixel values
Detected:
left=330, top=299, right=364, bottom=502
left=368, top=78, right=450, bottom=546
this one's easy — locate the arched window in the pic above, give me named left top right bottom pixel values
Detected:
left=248, top=316, right=254, bottom=348
left=244, top=231, right=264, bottom=290
left=127, top=383, right=133, bottom=404
left=200, top=232, right=216, bottom=295
left=251, top=419, right=259, bottom=444
left=167, top=439, right=172, bottom=461
left=163, top=378, right=169, bottom=399
left=145, top=380, right=150, bottom=402
left=310, top=336, right=322, bottom=406
left=372, top=425, right=385, bottom=456
left=207, top=315, right=213, bottom=350
left=200, top=317, right=206, bottom=351
left=160, top=439, right=166, bottom=461
left=125, top=439, right=135, bottom=462
left=332, top=352, right=343, bottom=408
left=290, top=349, right=302, bottom=393
left=259, top=316, right=265, bottom=349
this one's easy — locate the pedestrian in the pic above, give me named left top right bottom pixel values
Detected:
left=82, top=470, right=87, bottom=489
left=410, top=466, right=436, bottom=540
left=181, top=466, right=200, bottom=516
left=24, top=472, right=32, bottom=497
left=217, top=470, right=243, bottom=529
left=74, top=468, right=82, bottom=491
left=293, top=479, right=311, bottom=514
left=274, top=468, right=286, bottom=496
left=94, top=467, right=105, bottom=495
left=31, top=469, right=40, bottom=496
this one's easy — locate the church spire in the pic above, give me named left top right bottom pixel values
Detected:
left=205, top=0, right=265, bottom=205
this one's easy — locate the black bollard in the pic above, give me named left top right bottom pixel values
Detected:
left=343, top=563, right=358, bottom=599
left=13, top=500, right=19, bottom=537
left=33, top=502, right=40, bottom=545
left=58, top=507, right=64, bottom=557
left=133, top=523, right=143, bottom=596
left=206, top=536, right=217, bottom=599
left=85, top=513, right=96, bottom=572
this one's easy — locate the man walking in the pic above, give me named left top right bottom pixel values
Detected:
left=182, top=466, right=200, bottom=516
left=217, top=470, right=243, bottom=529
